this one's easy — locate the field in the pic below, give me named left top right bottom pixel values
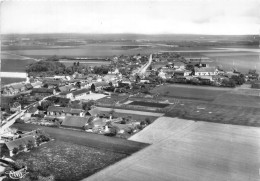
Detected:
left=60, top=60, right=111, bottom=67
left=1, top=77, right=26, bottom=86
left=1, top=59, right=35, bottom=72
left=151, top=84, right=231, bottom=101
left=165, top=100, right=260, bottom=127
left=213, top=93, right=260, bottom=108
left=128, top=101, right=169, bottom=108
left=86, top=117, right=260, bottom=181
left=13, top=140, right=127, bottom=181
left=12, top=123, right=148, bottom=155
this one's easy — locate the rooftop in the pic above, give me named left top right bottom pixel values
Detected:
left=61, top=116, right=91, bottom=128
left=72, top=89, right=89, bottom=96
left=5, top=135, right=35, bottom=151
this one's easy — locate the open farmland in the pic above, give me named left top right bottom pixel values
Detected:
left=151, top=84, right=231, bottom=101
left=165, top=101, right=260, bottom=127
left=13, top=140, right=127, bottom=181
left=86, top=117, right=260, bottom=181
left=213, top=93, right=260, bottom=108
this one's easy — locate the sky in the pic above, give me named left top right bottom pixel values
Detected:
left=1, top=0, right=260, bottom=35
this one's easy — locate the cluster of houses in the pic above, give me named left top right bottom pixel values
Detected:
left=0, top=128, right=49, bottom=157
left=151, top=54, right=247, bottom=86
left=1, top=82, right=41, bottom=96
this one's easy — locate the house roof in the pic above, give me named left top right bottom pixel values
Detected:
left=47, top=106, right=70, bottom=113
left=92, top=118, right=106, bottom=127
left=59, top=85, right=74, bottom=92
left=194, top=67, right=216, bottom=73
left=47, top=106, right=83, bottom=114
left=43, top=79, right=62, bottom=85
left=5, top=135, right=35, bottom=151
left=93, top=81, right=109, bottom=87
left=87, top=108, right=101, bottom=116
left=11, top=83, right=24, bottom=90
left=59, top=91, right=71, bottom=95
left=25, top=83, right=33, bottom=89
left=72, top=89, right=89, bottom=96
left=27, top=106, right=38, bottom=113
left=11, top=102, right=21, bottom=108
left=103, top=74, right=118, bottom=81
left=62, top=116, right=90, bottom=128
left=32, top=88, right=54, bottom=94
left=31, top=82, right=43, bottom=87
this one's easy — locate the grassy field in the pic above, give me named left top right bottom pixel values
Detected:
left=165, top=100, right=260, bottom=127
left=151, top=84, right=231, bottom=101
left=13, top=140, right=127, bottom=181
left=213, top=93, right=260, bottom=108
left=12, top=123, right=148, bottom=155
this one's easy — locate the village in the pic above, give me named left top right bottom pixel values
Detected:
left=1, top=52, right=260, bottom=180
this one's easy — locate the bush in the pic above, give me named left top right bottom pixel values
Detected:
left=15, top=118, right=24, bottom=123
left=27, top=140, right=35, bottom=150
left=145, top=118, right=152, bottom=124
left=18, top=144, right=24, bottom=152
left=12, top=147, right=19, bottom=155
left=104, top=126, right=118, bottom=137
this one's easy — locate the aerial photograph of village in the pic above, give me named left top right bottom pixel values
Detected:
left=0, top=0, right=260, bottom=181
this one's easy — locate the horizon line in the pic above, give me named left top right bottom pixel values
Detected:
left=1, top=32, right=259, bottom=36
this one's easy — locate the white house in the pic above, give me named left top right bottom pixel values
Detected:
left=194, top=67, right=217, bottom=76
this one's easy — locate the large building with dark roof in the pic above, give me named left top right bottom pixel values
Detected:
left=61, top=116, right=91, bottom=129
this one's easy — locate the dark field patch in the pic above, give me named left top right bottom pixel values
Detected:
left=13, top=140, right=127, bottom=181
left=128, top=101, right=169, bottom=108
left=151, top=84, right=231, bottom=101
left=165, top=101, right=260, bottom=127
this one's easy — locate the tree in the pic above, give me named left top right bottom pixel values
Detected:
left=136, top=75, right=141, bottom=83
left=82, top=101, right=95, bottom=110
left=41, top=100, right=53, bottom=111
left=12, top=147, right=19, bottom=155
left=104, top=126, right=118, bottom=136
left=145, top=117, right=152, bottom=124
left=27, top=140, right=34, bottom=150
left=140, top=120, right=147, bottom=126
left=18, top=144, right=24, bottom=152
left=91, top=84, right=96, bottom=92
